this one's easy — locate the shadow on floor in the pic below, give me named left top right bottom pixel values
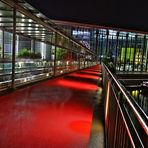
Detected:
left=88, top=78, right=105, bottom=148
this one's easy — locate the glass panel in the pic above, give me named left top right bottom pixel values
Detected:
left=55, top=47, right=69, bottom=75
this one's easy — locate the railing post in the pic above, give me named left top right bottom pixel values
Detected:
left=105, top=81, right=111, bottom=123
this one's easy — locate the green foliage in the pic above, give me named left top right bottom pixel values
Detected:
left=56, top=47, right=67, bottom=60
left=18, top=48, right=41, bottom=59
left=18, top=48, right=30, bottom=58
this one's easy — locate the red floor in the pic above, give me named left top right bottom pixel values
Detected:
left=0, top=65, right=101, bottom=148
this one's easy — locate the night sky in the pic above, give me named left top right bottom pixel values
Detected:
left=26, top=0, right=148, bottom=32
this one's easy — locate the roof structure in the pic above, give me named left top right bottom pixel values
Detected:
left=25, top=0, right=148, bottom=32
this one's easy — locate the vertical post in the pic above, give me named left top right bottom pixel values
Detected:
left=98, top=32, right=101, bottom=64
left=68, top=39, right=72, bottom=71
left=92, top=29, right=95, bottom=51
left=111, top=34, right=114, bottom=53
left=78, top=47, right=81, bottom=70
left=115, top=32, right=119, bottom=69
left=12, top=7, right=16, bottom=89
left=141, top=35, right=146, bottom=71
left=132, top=35, right=137, bottom=71
left=100, top=33, right=103, bottom=63
left=2, top=30, right=4, bottom=59
left=119, top=35, right=123, bottom=71
left=90, top=29, right=92, bottom=50
left=128, top=37, right=133, bottom=71
left=95, top=30, right=99, bottom=63
left=53, top=33, right=57, bottom=76
left=145, top=39, right=148, bottom=71
left=123, top=33, right=128, bottom=71
left=105, top=30, right=109, bottom=56
left=31, top=39, right=35, bottom=53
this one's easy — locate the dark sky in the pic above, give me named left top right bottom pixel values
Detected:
left=26, top=0, right=148, bottom=32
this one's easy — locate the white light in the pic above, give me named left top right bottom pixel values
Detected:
left=21, top=27, right=24, bottom=30
left=28, top=24, right=31, bottom=26
left=21, top=23, right=24, bottom=26
left=24, top=78, right=27, bottom=82
left=22, top=19, right=25, bottom=22
left=60, top=70, right=63, bottom=73
left=28, top=27, right=32, bottom=30
left=21, top=14, right=25, bottom=18
left=46, top=73, right=49, bottom=77
left=28, top=19, right=32, bottom=22
left=57, top=61, right=60, bottom=65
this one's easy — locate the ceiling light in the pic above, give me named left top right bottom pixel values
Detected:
left=28, top=27, right=31, bottom=30
left=28, top=19, right=32, bottom=22
left=22, top=19, right=25, bottom=22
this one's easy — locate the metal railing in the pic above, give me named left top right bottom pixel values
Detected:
left=102, top=63, right=148, bottom=148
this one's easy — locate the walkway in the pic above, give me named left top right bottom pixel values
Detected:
left=0, top=65, right=103, bottom=148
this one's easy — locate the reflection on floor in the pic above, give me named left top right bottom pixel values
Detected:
left=0, top=65, right=102, bottom=148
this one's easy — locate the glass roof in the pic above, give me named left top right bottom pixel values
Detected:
left=0, top=0, right=94, bottom=54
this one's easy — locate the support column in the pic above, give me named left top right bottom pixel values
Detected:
left=100, top=33, right=103, bottom=63
left=11, top=8, right=16, bottom=89
left=119, top=35, right=123, bottom=71
left=141, top=35, right=146, bottom=71
left=2, top=30, right=4, bottom=59
left=53, top=33, right=57, bottom=76
left=123, top=33, right=129, bottom=71
left=78, top=47, right=81, bottom=70
left=132, top=35, right=137, bottom=71
left=105, top=30, right=109, bottom=55
left=145, top=39, right=148, bottom=71
left=95, top=30, right=99, bottom=63
left=115, top=32, right=119, bottom=68
left=31, top=39, right=35, bottom=54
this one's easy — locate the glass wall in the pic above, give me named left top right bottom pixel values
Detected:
left=0, top=0, right=95, bottom=91
left=58, top=23, right=148, bottom=72
left=55, top=19, right=148, bottom=71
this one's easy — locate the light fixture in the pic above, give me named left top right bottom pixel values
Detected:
left=21, top=19, right=25, bottom=22
left=28, top=19, right=32, bottom=22
left=24, top=78, right=27, bottom=82
left=28, top=27, right=31, bottom=30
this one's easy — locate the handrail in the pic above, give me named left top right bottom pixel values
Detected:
left=102, top=63, right=148, bottom=135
